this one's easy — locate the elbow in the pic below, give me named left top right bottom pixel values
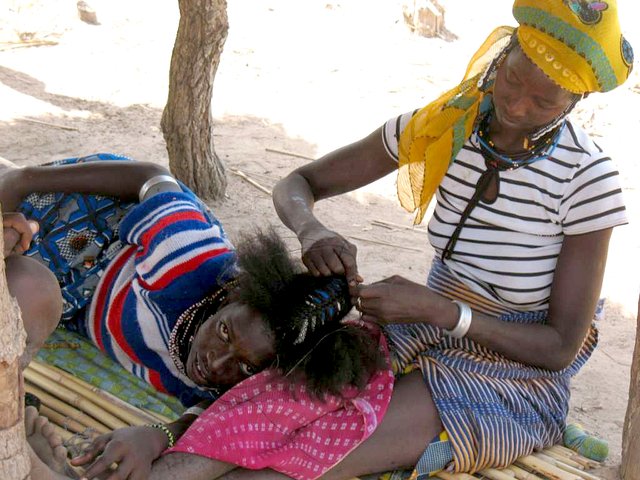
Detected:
left=541, top=348, right=577, bottom=372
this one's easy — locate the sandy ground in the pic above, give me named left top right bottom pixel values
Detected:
left=0, top=1, right=638, bottom=477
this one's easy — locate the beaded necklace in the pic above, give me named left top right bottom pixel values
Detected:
left=474, top=110, right=565, bottom=170
left=168, top=281, right=237, bottom=392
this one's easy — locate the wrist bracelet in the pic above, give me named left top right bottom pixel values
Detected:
left=139, top=175, right=180, bottom=202
left=446, top=300, right=473, bottom=338
left=147, top=423, right=176, bottom=448
left=183, top=406, right=204, bottom=417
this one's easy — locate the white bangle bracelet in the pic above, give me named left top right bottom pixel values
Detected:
left=139, top=174, right=180, bottom=202
left=446, top=300, right=473, bottom=338
left=183, top=406, right=205, bottom=417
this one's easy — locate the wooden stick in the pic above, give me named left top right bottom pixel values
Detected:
left=434, top=472, right=477, bottom=480
left=0, top=40, right=58, bottom=51
left=138, top=407, right=175, bottom=425
left=39, top=405, right=97, bottom=437
left=17, top=117, right=79, bottom=131
left=29, top=361, right=151, bottom=426
left=548, top=445, right=602, bottom=469
left=348, top=235, right=423, bottom=252
left=230, top=169, right=272, bottom=195
left=541, top=449, right=585, bottom=470
left=24, top=368, right=128, bottom=430
left=516, top=455, right=583, bottom=480
left=506, top=465, right=546, bottom=480
left=371, top=219, right=429, bottom=234
left=534, top=453, right=601, bottom=480
left=25, top=384, right=110, bottom=434
left=265, top=147, right=314, bottom=161
left=480, top=468, right=517, bottom=480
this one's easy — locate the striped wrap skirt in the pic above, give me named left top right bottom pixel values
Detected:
left=384, top=258, right=598, bottom=475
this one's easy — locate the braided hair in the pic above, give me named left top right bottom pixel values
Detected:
left=234, top=228, right=383, bottom=398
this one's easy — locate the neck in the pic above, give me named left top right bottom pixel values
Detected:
left=488, top=115, right=529, bottom=153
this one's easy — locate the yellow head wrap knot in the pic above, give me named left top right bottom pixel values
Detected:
left=397, top=0, right=633, bottom=224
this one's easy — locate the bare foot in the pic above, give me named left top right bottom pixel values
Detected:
left=28, top=444, right=74, bottom=480
left=25, top=406, right=69, bottom=475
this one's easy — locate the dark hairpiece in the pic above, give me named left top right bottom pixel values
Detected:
left=234, top=227, right=383, bottom=398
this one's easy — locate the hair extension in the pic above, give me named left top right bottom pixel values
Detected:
left=233, top=227, right=384, bottom=399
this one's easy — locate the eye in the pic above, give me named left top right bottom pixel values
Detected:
left=239, top=362, right=256, bottom=376
left=217, top=320, right=229, bottom=341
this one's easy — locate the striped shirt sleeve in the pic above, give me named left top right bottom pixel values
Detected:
left=381, top=110, right=418, bottom=161
left=119, top=190, right=236, bottom=295
left=559, top=154, right=628, bottom=235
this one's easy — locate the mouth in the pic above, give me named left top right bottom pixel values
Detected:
left=189, top=352, right=210, bottom=386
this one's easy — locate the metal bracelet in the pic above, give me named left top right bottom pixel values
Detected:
left=446, top=300, right=473, bottom=338
left=138, top=174, right=180, bottom=202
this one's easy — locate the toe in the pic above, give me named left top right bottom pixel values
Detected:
left=24, top=405, right=39, bottom=436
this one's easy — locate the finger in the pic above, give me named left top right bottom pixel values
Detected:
left=302, top=255, right=321, bottom=277
left=81, top=455, right=121, bottom=480
left=70, top=437, right=110, bottom=466
left=104, top=459, right=132, bottom=480
left=320, top=250, right=346, bottom=276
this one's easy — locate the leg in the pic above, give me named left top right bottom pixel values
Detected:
left=6, top=255, right=63, bottom=369
left=323, top=370, right=442, bottom=480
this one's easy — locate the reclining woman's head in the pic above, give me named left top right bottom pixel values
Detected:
left=170, top=228, right=383, bottom=398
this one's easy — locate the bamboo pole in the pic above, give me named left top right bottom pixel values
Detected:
left=516, top=455, right=582, bottom=480
left=139, top=407, right=175, bottom=425
left=25, top=384, right=110, bottom=434
left=434, top=473, right=477, bottom=480
left=542, top=449, right=585, bottom=470
left=506, top=465, right=546, bottom=480
left=39, top=405, right=99, bottom=439
left=479, top=468, right=516, bottom=480
left=534, top=453, right=601, bottom=480
left=24, top=368, right=127, bottom=430
left=548, top=445, right=601, bottom=469
left=28, top=361, right=151, bottom=426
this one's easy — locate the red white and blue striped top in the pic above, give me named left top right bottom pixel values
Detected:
left=85, top=189, right=236, bottom=406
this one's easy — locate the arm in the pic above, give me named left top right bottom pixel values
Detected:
left=358, top=229, right=612, bottom=371
left=72, top=401, right=212, bottom=479
left=0, top=160, right=178, bottom=211
left=273, top=127, right=396, bottom=286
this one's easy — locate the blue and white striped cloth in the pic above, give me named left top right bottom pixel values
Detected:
left=385, top=257, right=598, bottom=475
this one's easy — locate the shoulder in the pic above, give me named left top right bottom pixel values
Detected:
left=381, top=109, right=420, bottom=161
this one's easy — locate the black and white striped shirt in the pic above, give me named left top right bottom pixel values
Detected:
left=383, top=112, right=628, bottom=311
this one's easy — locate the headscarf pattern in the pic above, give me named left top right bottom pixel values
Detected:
left=398, top=0, right=633, bottom=224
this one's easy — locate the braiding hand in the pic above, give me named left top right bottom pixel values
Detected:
left=300, top=227, right=362, bottom=294
left=355, top=276, right=430, bottom=325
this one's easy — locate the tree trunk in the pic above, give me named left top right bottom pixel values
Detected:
left=0, top=213, right=31, bottom=479
left=161, top=0, right=228, bottom=200
left=621, top=296, right=640, bottom=480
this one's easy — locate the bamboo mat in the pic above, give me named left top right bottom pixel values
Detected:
left=25, top=360, right=605, bottom=480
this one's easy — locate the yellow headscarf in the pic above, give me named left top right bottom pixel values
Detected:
left=397, top=0, right=634, bottom=224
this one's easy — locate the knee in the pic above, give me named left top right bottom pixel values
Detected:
left=5, top=256, right=62, bottom=349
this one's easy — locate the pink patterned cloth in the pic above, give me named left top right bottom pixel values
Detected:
left=168, top=333, right=394, bottom=480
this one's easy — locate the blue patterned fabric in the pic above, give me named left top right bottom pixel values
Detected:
left=18, top=153, right=135, bottom=327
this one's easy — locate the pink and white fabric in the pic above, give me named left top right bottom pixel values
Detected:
left=168, top=334, right=394, bottom=480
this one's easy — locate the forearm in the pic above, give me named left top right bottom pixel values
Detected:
left=463, top=310, right=570, bottom=370
left=272, top=173, right=325, bottom=240
left=12, top=161, right=171, bottom=207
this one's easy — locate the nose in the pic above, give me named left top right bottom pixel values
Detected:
left=208, top=350, right=234, bottom=375
left=505, top=96, right=529, bottom=119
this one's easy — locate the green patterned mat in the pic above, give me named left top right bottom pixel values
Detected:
left=36, top=328, right=183, bottom=420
